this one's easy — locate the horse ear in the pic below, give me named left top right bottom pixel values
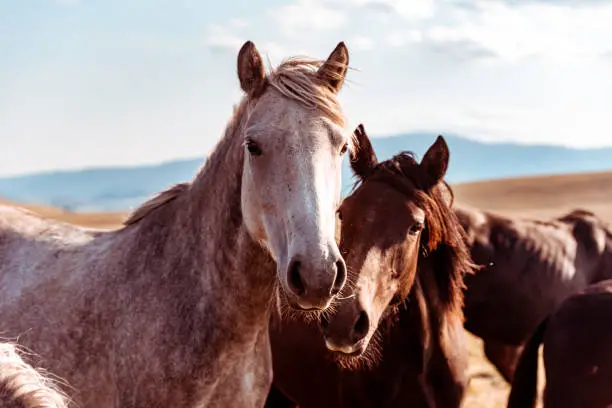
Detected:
left=237, top=41, right=267, bottom=97
left=350, top=124, right=378, bottom=180
left=317, top=42, right=349, bottom=93
left=420, top=135, right=449, bottom=189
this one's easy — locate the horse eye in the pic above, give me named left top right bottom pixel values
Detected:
left=337, top=210, right=343, bottom=221
left=340, top=143, right=348, bottom=155
left=245, top=139, right=262, bottom=156
left=408, top=222, right=424, bottom=236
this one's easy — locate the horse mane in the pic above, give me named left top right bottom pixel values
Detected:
left=124, top=183, right=190, bottom=226
left=355, top=151, right=475, bottom=319
left=0, top=343, right=70, bottom=408
left=267, top=57, right=347, bottom=128
left=123, top=57, right=348, bottom=226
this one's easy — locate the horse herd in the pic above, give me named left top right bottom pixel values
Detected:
left=0, top=42, right=611, bottom=408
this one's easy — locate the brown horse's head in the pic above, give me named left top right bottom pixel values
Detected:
left=320, top=124, right=461, bottom=359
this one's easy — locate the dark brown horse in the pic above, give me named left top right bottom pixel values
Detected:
left=457, top=206, right=612, bottom=382
left=507, top=278, right=612, bottom=408
left=265, top=125, right=474, bottom=407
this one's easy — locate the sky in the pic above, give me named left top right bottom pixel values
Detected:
left=1, top=0, right=612, bottom=177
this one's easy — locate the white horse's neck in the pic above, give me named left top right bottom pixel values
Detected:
left=126, top=97, right=276, bottom=327
left=110, top=98, right=277, bottom=405
left=187, top=99, right=277, bottom=319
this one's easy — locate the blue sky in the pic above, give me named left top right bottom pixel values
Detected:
left=1, top=0, right=611, bottom=177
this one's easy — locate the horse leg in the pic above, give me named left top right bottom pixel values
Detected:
left=483, top=340, right=523, bottom=383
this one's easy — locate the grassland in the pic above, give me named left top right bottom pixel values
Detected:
left=3, top=170, right=612, bottom=407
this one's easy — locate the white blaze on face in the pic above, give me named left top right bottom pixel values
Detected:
left=240, top=92, right=347, bottom=308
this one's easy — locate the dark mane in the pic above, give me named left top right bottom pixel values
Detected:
left=357, top=150, right=475, bottom=319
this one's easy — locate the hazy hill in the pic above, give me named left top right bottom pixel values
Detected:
left=1, top=132, right=611, bottom=211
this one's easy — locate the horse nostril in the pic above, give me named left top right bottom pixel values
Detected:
left=288, top=260, right=306, bottom=297
left=352, top=311, right=369, bottom=342
left=331, top=260, right=347, bottom=295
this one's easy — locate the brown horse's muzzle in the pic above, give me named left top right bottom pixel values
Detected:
left=319, top=300, right=370, bottom=354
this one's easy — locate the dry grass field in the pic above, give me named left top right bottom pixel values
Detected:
left=0, top=198, right=125, bottom=229
left=2, top=170, right=612, bottom=407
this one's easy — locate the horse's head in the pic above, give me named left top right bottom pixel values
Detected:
left=237, top=41, right=350, bottom=311
left=320, top=124, right=452, bottom=359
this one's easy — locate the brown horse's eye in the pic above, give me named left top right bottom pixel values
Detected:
left=408, top=222, right=424, bottom=236
left=340, top=143, right=348, bottom=155
left=337, top=210, right=343, bottom=221
left=245, top=138, right=262, bottom=156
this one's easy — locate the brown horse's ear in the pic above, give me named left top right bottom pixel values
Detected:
left=420, top=135, right=449, bottom=189
left=317, top=42, right=349, bottom=93
left=350, top=124, right=378, bottom=180
left=237, top=41, right=267, bottom=97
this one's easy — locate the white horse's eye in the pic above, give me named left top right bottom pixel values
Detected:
left=245, top=138, right=263, bottom=156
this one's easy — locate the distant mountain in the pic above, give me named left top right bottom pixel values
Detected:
left=1, top=133, right=611, bottom=212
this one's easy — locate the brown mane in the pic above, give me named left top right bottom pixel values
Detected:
left=123, top=58, right=348, bottom=226
left=353, top=151, right=475, bottom=319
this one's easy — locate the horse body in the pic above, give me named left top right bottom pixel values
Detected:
left=0, top=42, right=351, bottom=407
left=507, top=279, right=612, bottom=408
left=0, top=152, right=274, bottom=407
left=457, top=206, right=612, bottom=381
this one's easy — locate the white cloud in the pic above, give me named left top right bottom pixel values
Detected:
left=331, top=0, right=436, bottom=19
left=385, top=30, right=423, bottom=47
left=435, top=0, right=612, bottom=63
left=204, top=24, right=245, bottom=53
left=351, top=36, right=374, bottom=51
left=228, top=18, right=249, bottom=29
left=270, top=0, right=347, bottom=33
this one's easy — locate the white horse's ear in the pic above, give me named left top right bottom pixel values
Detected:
left=317, top=42, right=349, bottom=93
left=237, top=41, right=267, bottom=97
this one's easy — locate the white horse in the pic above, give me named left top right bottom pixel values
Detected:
left=0, top=41, right=351, bottom=407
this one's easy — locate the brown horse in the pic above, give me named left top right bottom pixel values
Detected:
left=266, top=125, right=474, bottom=407
left=457, top=206, right=612, bottom=382
left=507, top=278, right=612, bottom=408
left=0, top=342, right=69, bottom=408
left=0, top=41, right=351, bottom=407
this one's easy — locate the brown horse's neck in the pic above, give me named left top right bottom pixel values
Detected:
left=375, top=256, right=466, bottom=407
